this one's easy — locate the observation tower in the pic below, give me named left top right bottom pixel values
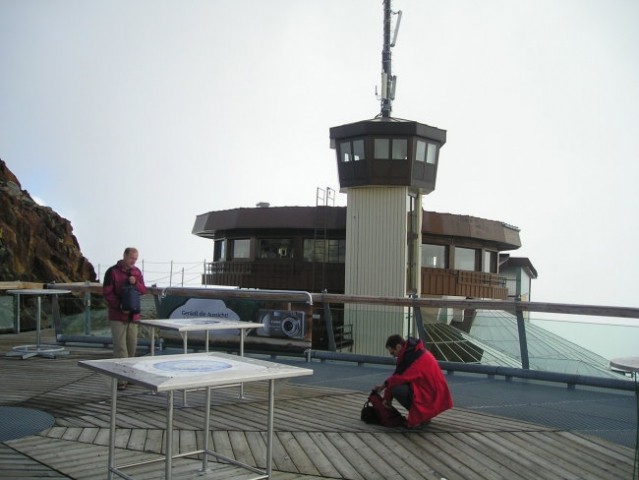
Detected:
left=328, top=1, right=447, bottom=347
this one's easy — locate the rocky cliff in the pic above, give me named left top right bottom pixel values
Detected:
left=0, top=159, right=97, bottom=283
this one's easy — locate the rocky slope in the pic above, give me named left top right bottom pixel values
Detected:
left=0, top=159, right=97, bottom=283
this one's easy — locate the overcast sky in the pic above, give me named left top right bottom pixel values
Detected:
left=2, top=1, right=638, bottom=315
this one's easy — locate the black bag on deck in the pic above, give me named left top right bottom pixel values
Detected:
left=360, top=390, right=404, bottom=427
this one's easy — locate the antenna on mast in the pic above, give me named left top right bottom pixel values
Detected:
left=380, top=0, right=402, bottom=118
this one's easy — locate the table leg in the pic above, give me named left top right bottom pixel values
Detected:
left=239, top=330, right=246, bottom=398
left=267, top=379, right=274, bottom=478
left=182, top=333, right=188, bottom=405
left=150, top=328, right=156, bottom=356
left=15, top=294, right=21, bottom=334
left=202, top=387, right=212, bottom=472
left=108, top=377, right=117, bottom=480
left=36, top=296, right=42, bottom=348
left=633, top=373, right=639, bottom=480
left=166, top=390, right=174, bottom=480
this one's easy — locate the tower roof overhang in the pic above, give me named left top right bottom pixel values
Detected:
left=329, top=117, right=447, bottom=147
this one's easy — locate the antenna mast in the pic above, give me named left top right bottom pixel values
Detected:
left=380, top=0, right=402, bottom=118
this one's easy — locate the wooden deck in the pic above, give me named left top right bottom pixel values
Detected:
left=0, top=329, right=636, bottom=480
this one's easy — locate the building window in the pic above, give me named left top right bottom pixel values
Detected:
left=374, top=138, right=390, bottom=159
left=426, top=143, right=437, bottom=164
left=421, top=244, right=447, bottom=268
left=483, top=250, right=497, bottom=273
left=454, top=247, right=477, bottom=271
left=416, top=140, right=426, bottom=162
left=340, top=139, right=365, bottom=162
left=230, top=239, right=250, bottom=259
left=392, top=139, right=407, bottom=160
left=327, top=239, right=346, bottom=263
left=416, top=140, right=438, bottom=165
left=353, top=139, right=365, bottom=161
left=259, top=239, right=292, bottom=258
left=303, top=239, right=345, bottom=263
left=373, top=138, right=408, bottom=160
left=340, top=142, right=351, bottom=162
left=213, top=239, right=225, bottom=261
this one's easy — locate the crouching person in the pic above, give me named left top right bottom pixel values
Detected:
left=374, top=334, right=453, bottom=428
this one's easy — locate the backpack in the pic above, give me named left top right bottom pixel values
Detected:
left=360, top=390, right=404, bottom=427
left=120, top=283, right=141, bottom=314
left=116, top=268, right=141, bottom=315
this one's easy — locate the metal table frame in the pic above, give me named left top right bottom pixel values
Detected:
left=6, top=289, right=71, bottom=359
left=79, top=352, right=312, bottom=480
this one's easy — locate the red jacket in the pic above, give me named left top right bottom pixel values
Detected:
left=103, top=260, right=147, bottom=322
left=383, top=338, right=453, bottom=427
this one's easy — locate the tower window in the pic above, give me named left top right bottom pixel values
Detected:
left=392, top=139, right=407, bottom=160
left=340, top=139, right=365, bottom=162
left=416, top=140, right=439, bottom=165
left=374, top=138, right=407, bottom=160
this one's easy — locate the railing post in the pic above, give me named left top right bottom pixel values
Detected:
left=152, top=284, right=162, bottom=314
left=51, top=293, right=61, bottom=339
left=515, top=301, right=530, bottom=369
left=13, top=293, right=20, bottom=333
left=322, top=296, right=337, bottom=351
left=83, top=281, right=91, bottom=335
left=413, top=298, right=427, bottom=342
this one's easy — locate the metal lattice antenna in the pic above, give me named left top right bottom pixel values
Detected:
left=380, top=0, right=402, bottom=118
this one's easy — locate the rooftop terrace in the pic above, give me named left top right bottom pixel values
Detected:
left=1, top=328, right=637, bottom=480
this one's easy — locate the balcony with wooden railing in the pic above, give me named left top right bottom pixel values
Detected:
left=203, top=262, right=507, bottom=298
left=421, top=267, right=508, bottom=299
left=202, top=260, right=345, bottom=293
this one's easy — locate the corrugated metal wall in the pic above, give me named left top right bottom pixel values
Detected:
left=344, top=187, right=409, bottom=354
left=345, top=187, right=408, bottom=297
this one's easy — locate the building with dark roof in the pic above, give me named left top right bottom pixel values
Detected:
left=193, top=205, right=526, bottom=301
left=191, top=1, right=542, bottom=357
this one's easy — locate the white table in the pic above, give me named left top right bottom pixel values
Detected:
left=610, top=356, right=639, bottom=374
left=140, top=318, right=262, bottom=357
left=6, top=289, right=71, bottom=359
left=140, top=318, right=263, bottom=400
left=79, top=352, right=313, bottom=480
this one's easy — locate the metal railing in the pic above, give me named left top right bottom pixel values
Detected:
left=2, top=282, right=638, bottom=391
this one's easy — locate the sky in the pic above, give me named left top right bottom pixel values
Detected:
left=1, top=0, right=639, bottom=319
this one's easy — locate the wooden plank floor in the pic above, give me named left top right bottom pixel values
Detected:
left=0, top=329, right=636, bottom=480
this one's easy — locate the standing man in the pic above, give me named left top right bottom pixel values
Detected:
left=374, top=334, right=453, bottom=428
left=103, top=247, right=147, bottom=389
